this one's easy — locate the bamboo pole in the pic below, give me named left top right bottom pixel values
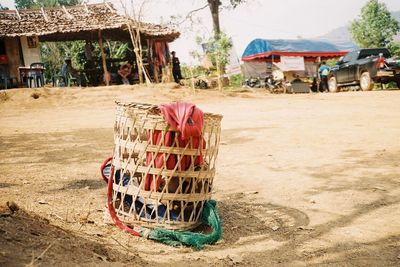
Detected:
left=216, top=54, right=222, bottom=91
left=128, top=25, right=144, bottom=84
left=189, top=64, right=195, bottom=92
left=98, top=30, right=109, bottom=86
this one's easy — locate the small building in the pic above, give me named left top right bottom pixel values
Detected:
left=241, top=39, right=349, bottom=79
left=0, top=3, right=180, bottom=85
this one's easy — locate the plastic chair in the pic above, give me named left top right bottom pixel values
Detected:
left=67, top=72, right=78, bottom=86
left=67, top=72, right=89, bottom=87
left=52, top=73, right=66, bottom=87
left=0, top=65, right=18, bottom=89
left=26, top=63, right=45, bottom=88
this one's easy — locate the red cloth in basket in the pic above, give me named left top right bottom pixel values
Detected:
left=144, top=102, right=205, bottom=191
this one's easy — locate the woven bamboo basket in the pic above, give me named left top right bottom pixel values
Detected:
left=110, top=101, right=222, bottom=231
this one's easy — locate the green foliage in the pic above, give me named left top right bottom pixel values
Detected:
left=64, top=41, right=87, bottom=69
left=57, top=0, right=81, bottom=6
left=15, top=0, right=35, bottom=9
left=40, top=42, right=64, bottom=79
left=0, top=3, right=9, bottom=10
left=40, top=41, right=86, bottom=79
left=388, top=42, right=400, bottom=56
left=350, top=0, right=400, bottom=48
left=326, top=59, right=338, bottom=67
left=15, top=0, right=81, bottom=9
left=383, top=81, right=398, bottom=89
left=227, top=0, right=246, bottom=8
left=189, top=32, right=234, bottom=89
left=105, top=41, right=130, bottom=60
left=228, top=73, right=243, bottom=87
left=40, top=40, right=129, bottom=80
left=197, top=32, right=233, bottom=69
left=181, top=64, right=210, bottom=79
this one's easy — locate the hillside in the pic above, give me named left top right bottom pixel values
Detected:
left=318, top=10, right=400, bottom=47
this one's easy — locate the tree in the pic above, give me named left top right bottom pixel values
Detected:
left=0, top=4, right=9, bottom=10
left=15, top=0, right=35, bottom=9
left=350, top=0, right=400, bottom=48
left=207, top=0, right=221, bottom=36
left=388, top=42, right=400, bottom=56
left=197, top=33, right=232, bottom=90
left=207, top=0, right=245, bottom=37
left=57, top=0, right=81, bottom=6
left=15, top=0, right=81, bottom=9
left=174, top=0, right=246, bottom=38
left=171, top=1, right=245, bottom=86
left=203, top=1, right=244, bottom=82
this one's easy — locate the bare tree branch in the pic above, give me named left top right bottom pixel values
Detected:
left=175, top=3, right=209, bottom=26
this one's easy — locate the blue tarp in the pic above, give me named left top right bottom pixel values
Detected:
left=242, top=39, right=347, bottom=60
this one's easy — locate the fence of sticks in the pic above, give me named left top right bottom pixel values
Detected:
left=108, top=102, right=222, bottom=231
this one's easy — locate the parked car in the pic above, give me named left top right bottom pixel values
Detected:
left=328, top=48, right=400, bottom=92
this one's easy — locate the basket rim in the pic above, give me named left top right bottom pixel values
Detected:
left=115, top=101, right=223, bottom=120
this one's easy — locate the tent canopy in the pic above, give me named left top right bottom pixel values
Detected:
left=242, top=39, right=348, bottom=61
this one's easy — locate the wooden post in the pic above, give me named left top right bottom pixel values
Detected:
left=98, top=30, right=109, bottom=86
left=153, top=60, right=159, bottom=84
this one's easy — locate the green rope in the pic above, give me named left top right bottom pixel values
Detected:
left=143, top=200, right=222, bottom=250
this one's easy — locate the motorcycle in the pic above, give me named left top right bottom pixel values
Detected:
left=265, top=72, right=289, bottom=94
left=242, top=77, right=263, bottom=88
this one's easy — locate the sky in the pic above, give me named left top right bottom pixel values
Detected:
left=2, top=0, right=400, bottom=64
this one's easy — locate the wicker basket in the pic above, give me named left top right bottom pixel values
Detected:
left=110, top=102, right=222, bottom=231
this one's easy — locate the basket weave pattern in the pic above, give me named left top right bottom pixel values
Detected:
left=111, top=102, right=222, bottom=231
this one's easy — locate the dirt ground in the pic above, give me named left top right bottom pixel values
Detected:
left=0, top=84, right=399, bottom=266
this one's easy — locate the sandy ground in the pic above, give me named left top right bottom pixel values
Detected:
left=0, top=84, right=399, bottom=266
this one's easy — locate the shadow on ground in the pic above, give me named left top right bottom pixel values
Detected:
left=0, top=183, right=17, bottom=189
left=0, top=207, right=149, bottom=266
left=243, top=195, right=400, bottom=266
left=0, top=128, right=113, bottom=166
left=60, top=178, right=105, bottom=190
left=229, top=149, right=400, bottom=265
left=218, top=193, right=309, bottom=246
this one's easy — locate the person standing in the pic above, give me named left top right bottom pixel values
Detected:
left=318, top=61, right=330, bottom=92
left=171, top=51, right=183, bottom=83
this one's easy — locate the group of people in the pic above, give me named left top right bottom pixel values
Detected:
left=60, top=51, right=183, bottom=86
left=276, top=61, right=331, bottom=93
left=62, top=52, right=330, bottom=91
left=113, top=51, right=183, bottom=85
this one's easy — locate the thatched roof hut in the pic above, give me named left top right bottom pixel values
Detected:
left=0, top=3, right=180, bottom=87
left=0, top=2, right=180, bottom=42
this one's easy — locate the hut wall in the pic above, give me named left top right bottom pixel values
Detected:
left=20, top=36, right=41, bottom=67
left=4, top=37, right=20, bottom=81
